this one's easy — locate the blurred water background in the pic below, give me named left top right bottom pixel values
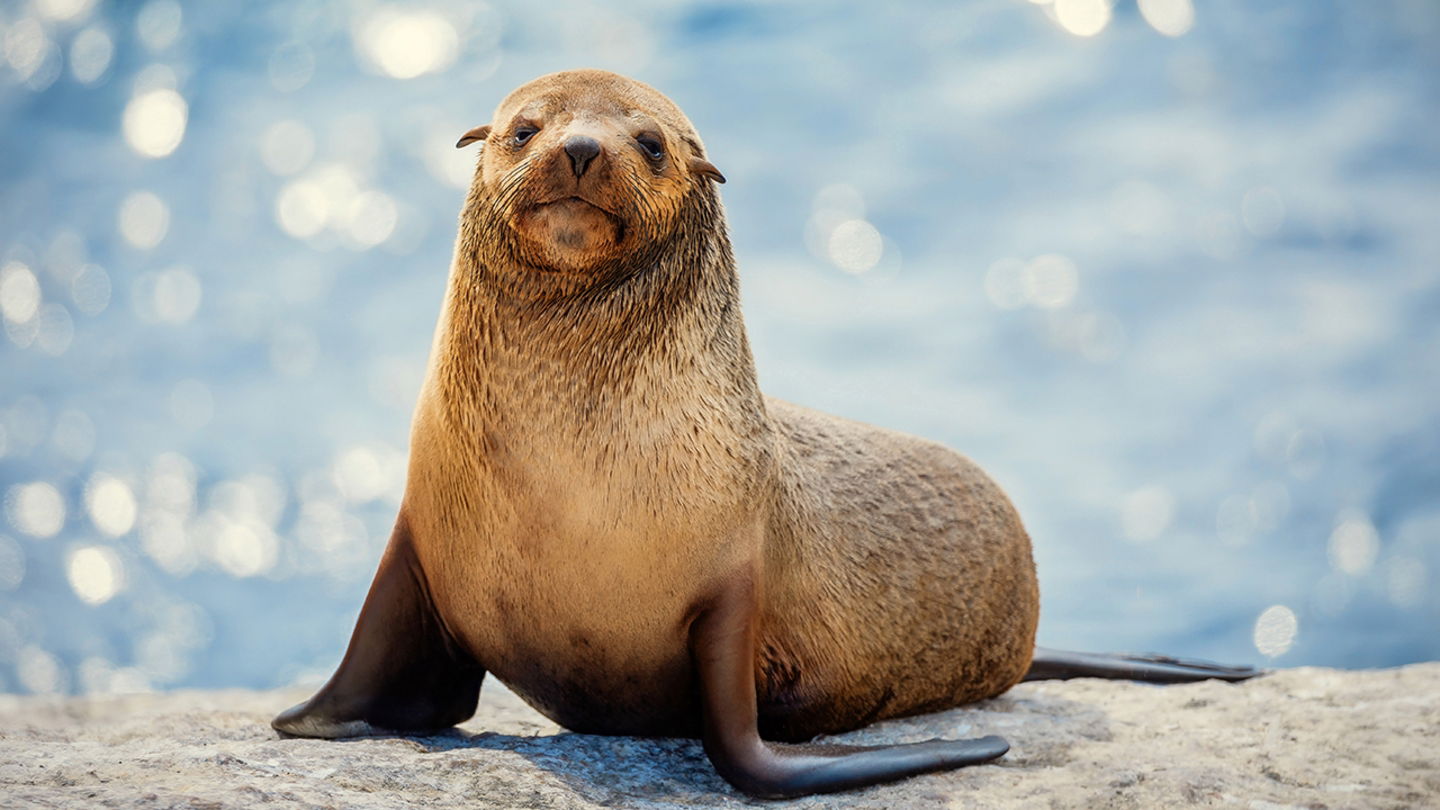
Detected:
left=0, top=0, right=1437, bottom=697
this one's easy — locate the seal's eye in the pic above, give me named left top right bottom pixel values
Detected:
left=513, top=126, right=538, bottom=146
left=635, top=134, right=664, bottom=160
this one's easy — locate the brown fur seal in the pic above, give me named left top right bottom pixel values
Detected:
left=273, top=69, right=1256, bottom=798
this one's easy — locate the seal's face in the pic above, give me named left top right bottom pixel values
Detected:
left=458, top=70, right=724, bottom=275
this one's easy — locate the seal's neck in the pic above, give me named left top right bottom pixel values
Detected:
left=429, top=190, right=762, bottom=437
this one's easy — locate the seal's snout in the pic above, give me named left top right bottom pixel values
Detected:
left=474, top=70, right=724, bottom=273
left=564, top=136, right=602, bottom=178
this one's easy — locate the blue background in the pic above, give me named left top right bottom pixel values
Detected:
left=0, top=0, right=1436, bottom=696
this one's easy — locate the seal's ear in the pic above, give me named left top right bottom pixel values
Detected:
left=688, top=156, right=726, bottom=184
left=455, top=125, right=491, bottom=149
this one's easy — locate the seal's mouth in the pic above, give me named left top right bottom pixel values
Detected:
left=518, top=194, right=628, bottom=253
left=533, top=195, right=616, bottom=217
left=537, top=196, right=625, bottom=238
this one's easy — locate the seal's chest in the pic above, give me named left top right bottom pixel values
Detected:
left=471, top=529, right=707, bottom=737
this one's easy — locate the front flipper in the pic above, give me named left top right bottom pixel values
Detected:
left=273, top=510, right=484, bottom=738
left=1022, top=647, right=1261, bottom=684
left=691, top=574, right=1008, bottom=799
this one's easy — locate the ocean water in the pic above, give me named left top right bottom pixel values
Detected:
left=0, top=0, right=1437, bottom=697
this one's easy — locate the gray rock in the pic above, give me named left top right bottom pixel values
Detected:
left=2, top=664, right=1436, bottom=809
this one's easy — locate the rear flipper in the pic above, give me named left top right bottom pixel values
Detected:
left=272, top=511, right=485, bottom=738
left=693, top=574, right=1008, bottom=799
left=1022, top=647, right=1261, bottom=684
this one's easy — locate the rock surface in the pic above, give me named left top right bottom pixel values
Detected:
left=1, top=664, right=1435, bottom=809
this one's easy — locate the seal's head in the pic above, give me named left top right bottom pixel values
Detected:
left=457, top=69, right=725, bottom=276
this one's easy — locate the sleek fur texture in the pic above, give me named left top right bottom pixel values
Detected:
left=274, top=70, right=1250, bottom=798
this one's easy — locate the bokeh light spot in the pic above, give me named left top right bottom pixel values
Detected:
left=71, top=264, right=111, bottom=315
left=313, top=164, right=362, bottom=215
left=344, top=190, right=398, bottom=248
left=148, top=453, right=198, bottom=514
left=333, top=446, right=388, bottom=503
left=827, top=219, right=883, bottom=274
left=136, top=0, right=183, bottom=52
left=4, top=17, right=50, bottom=83
left=36, top=0, right=97, bottom=22
left=141, top=512, right=194, bottom=576
left=87, top=474, right=138, bottom=537
left=1253, top=605, right=1298, bottom=658
left=1328, top=513, right=1380, bottom=576
left=123, top=88, right=188, bottom=158
left=17, top=645, right=67, bottom=694
left=118, top=191, right=170, bottom=249
left=268, top=42, right=315, bottom=92
left=276, top=180, right=331, bottom=238
left=34, top=303, right=75, bottom=356
left=1054, top=0, right=1111, bottom=37
left=209, top=475, right=287, bottom=529
left=211, top=521, right=278, bottom=578
left=355, top=9, right=459, bottom=79
left=151, top=267, right=202, bottom=324
left=1023, top=254, right=1079, bottom=309
left=139, top=454, right=200, bottom=576
left=69, top=26, right=113, bottom=85
left=294, top=494, right=371, bottom=580
left=5, top=310, right=39, bottom=347
left=0, top=261, right=41, bottom=325
left=80, top=657, right=154, bottom=695
left=6, top=481, right=66, bottom=538
left=67, top=545, right=124, bottom=605
left=1138, top=0, right=1194, bottom=37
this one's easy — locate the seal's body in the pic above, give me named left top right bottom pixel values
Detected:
left=757, top=401, right=1038, bottom=739
left=274, top=70, right=1254, bottom=798
left=410, top=384, right=1036, bottom=741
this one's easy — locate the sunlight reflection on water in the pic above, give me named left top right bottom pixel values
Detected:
left=1, top=0, right=1437, bottom=695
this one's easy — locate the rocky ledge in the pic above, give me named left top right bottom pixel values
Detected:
left=1, top=664, right=1435, bottom=809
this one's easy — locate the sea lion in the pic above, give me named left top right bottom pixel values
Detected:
left=273, top=69, right=1255, bottom=798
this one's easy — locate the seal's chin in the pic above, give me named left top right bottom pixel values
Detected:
left=518, top=197, right=624, bottom=268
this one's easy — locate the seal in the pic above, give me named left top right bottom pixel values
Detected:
left=272, top=69, right=1256, bottom=798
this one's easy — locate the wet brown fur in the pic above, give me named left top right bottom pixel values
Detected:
left=389, top=69, right=1037, bottom=741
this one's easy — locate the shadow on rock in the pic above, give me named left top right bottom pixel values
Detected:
left=314, top=689, right=1106, bottom=805
left=345, top=728, right=732, bottom=806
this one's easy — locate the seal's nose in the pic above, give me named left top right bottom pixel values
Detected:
left=564, top=136, right=601, bottom=178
